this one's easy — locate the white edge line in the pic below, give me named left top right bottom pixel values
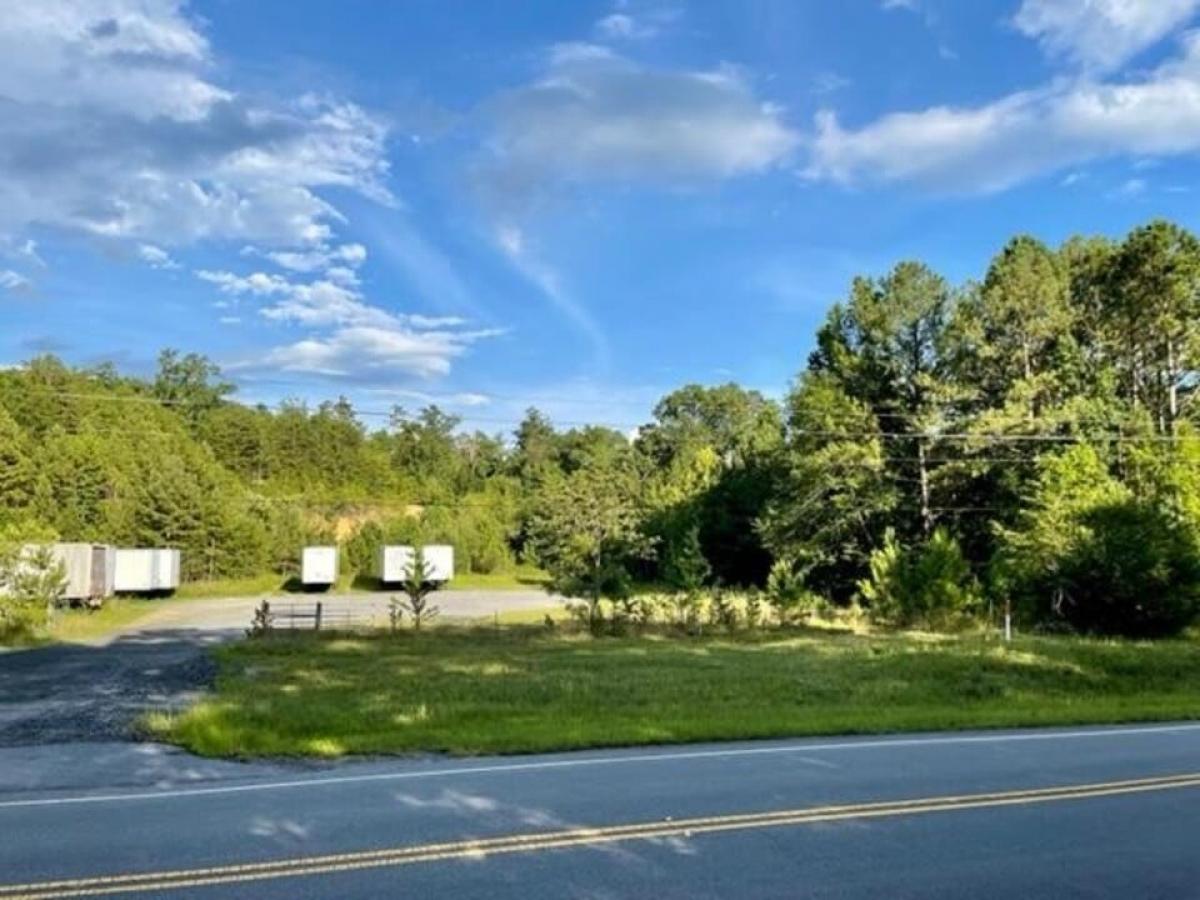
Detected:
left=2, top=723, right=1199, bottom=810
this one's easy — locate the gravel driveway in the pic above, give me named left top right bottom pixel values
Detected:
left=0, top=590, right=559, bottom=747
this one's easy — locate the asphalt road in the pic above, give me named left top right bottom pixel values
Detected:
left=0, top=590, right=557, bottom=746
left=3, top=723, right=1200, bottom=898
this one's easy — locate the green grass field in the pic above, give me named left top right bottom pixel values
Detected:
left=174, top=574, right=293, bottom=600
left=441, top=565, right=550, bottom=590
left=146, top=626, right=1200, bottom=758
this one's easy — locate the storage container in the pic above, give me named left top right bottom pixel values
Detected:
left=47, top=543, right=115, bottom=605
left=377, top=544, right=454, bottom=584
left=377, top=545, right=414, bottom=584
left=301, top=546, right=338, bottom=586
left=421, top=544, right=454, bottom=583
left=114, top=548, right=181, bottom=593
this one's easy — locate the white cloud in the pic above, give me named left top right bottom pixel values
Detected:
left=1113, top=176, right=1147, bottom=197
left=408, top=314, right=469, bottom=328
left=807, top=31, right=1200, bottom=192
left=257, top=243, right=367, bottom=273
left=481, top=45, right=797, bottom=206
left=1014, top=0, right=1200, bottom=73
left=596, top=14, right=644, bottom=40
left=203, top=271, right=389, bottom=328
left=495, top=225, right=523, bottom=257
left=451, top=392, right=490, bottom=407
left=0, top=269, right=32, bottom=292
left=1, top=238, right=43, bottom=267
left=250, top=325, right=492, bottom=379
left=324, top=266, right=360, bottom=288
left=200, top=266, right=501, bottom=379
left=197, top=269, right=292, bottom=297
left=812, top=72, right=852, bottom=95
left=880, top=0, right=936, bottom=25
left=137, top=243, right=179, bottom=269
left=0, top=1, right=391, bottom=252
left=594, top=8, right=679, bottom=41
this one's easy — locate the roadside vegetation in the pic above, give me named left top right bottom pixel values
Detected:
left=45, top=598, right=163, bottom=644
left=148, top=621, right=1200, bottom=758
left=173, top=574, right=296, bottom=601
left=6, top=220, right=1200, bottom=648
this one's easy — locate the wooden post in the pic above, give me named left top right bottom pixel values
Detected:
left=315, top=601, right=323, bottom=632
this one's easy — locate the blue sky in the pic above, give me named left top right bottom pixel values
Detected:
left=4, top=0, right=1200, bottom=433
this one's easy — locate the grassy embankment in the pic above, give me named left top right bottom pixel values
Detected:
left=146, top=625, right=1200, bottom=758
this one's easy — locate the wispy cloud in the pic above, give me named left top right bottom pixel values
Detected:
left=0, top=269, right=32, bottom=293
left=807, top=30, right=1200, bottom=192
left=1111, top=176, right=1147, bottom=198
left=812, top=72, right=852, bottom=95
left=593, top=5, right=681, bottom=42
left=137, top=243, right=180, bottom=270
left=493, top=225, right=610, bottom=373
left=365, top=216, right=491, bottom=322
left=242, top=243, right=367, bottom=274
left=1013, top=0, right=1200, bottom=73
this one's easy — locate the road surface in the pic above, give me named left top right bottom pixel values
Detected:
left=3, top=722, right=1200, bottom=898
left=0, top=591, right=558, bottom=746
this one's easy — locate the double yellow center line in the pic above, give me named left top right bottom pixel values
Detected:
left=4, top=771, right=1199, bottom=898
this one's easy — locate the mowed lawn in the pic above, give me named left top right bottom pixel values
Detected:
left=148, top=627, right=1200, bottom=758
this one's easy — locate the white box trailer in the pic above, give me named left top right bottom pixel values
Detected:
left=420, top=545, right=454, bottom=583
left=377, top=545, right=414, bottom=584
left=302, top=546, right=338, bottom=587
left=47, top=543, right=115, bottom=606
left=114, top=548, right=181, bottom=594
left=377, top=544, right=454, bottom=584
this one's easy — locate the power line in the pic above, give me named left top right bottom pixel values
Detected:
left=7, top=385, right=1200, bottom=445
left=788, top=428, right=1198, bottom=444
left=1, top=387, right=641, bottom=430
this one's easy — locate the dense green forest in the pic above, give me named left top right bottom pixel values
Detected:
left=4, top=219, right=1200, bottom=638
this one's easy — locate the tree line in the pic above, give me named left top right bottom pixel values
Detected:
left=3, top=219, right=1200, bottom=638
